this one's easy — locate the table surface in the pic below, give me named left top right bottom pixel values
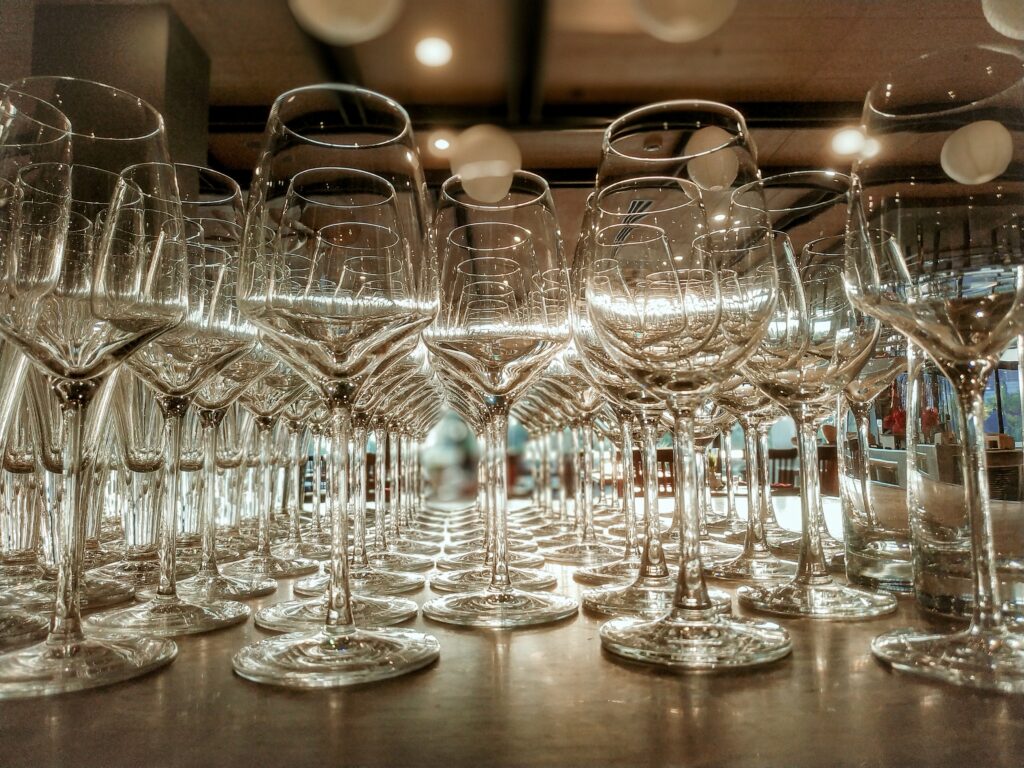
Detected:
left=2, top=496, right=1023, bottom=768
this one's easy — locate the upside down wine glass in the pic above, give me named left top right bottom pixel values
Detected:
left=848, top=44, right=1024, bottom=693
left=422, top=172, right=578, bottom=628
left=587, top=221, right=792, bottom=669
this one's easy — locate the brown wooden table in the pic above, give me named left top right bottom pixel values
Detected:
left=2, top=500, right=1022, bottom=767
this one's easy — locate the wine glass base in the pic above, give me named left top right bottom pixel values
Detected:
left=85, top=595, right=250, bottom=636
left=367, top=550, right=435, bottom=572
left=444, top=537, right=537, bottom=554
left=83, top=547, right=122, bottom=570
left=222, top=554, right=318, bottom=580
left=528, top=521, right=575, bottom=537
left=387, top=539, right=442, bottom=557
left=294, top=567, right=425, bottom=597
left=271, top=541, right=331, bottom=561
left=542, top=541, right=621, bottom=566
left=706, top=551, right=797, bottom=582
left=232, top=627, right=439, bottom=689
left=0, top=562, right=46, bottom=585
left=437, top=549, right=542, bottom=570
left=706, top=517, right=749, bottom=537
left=254, top=594, right=418, bottom=632
left=0, top=609, right=49, bottom=649
left=168, top=571, right=278, bottom=601
left=583, top=576, right=730, bottom=617
left=573, top=559, right=642, bottom=586
left=0, top=634, right=177, bottom=699
left=600, top=613, right=791, bottom=671
left=93, top=558, right=198, bottom=588
left=738, top=579, right=897, bottom=619
left=664, top=538, right=743, bottom=562
left=429, top=566, right=557, bottom=593
left=177, top=546, right=241, bottom=564
left=871, top=626, right=1024, bottom=694
left=11, top=574, right=136, bottom=612
left=422, top=588, right=578, bottom=628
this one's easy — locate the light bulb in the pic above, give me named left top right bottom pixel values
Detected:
left=415, top=37, right=452, bottom=67
left=983, top=0, right=1024, bottom=40
left=631, top=0, right=738, bottom=43
left=288, top=0, right=403, bottom=46
left=940, top=119, right=1013, bottom=185
left=831, top=128, right=866, bottom=156
left=683, top=125, right=739, bottom=190
left=450, top=125, right=522, bottom=203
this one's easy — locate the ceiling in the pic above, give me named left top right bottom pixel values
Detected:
left=4, top=0, right=1010, bottom=245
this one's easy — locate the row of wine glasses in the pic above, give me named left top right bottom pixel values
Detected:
left=0, top=39, right=1019, bottom=696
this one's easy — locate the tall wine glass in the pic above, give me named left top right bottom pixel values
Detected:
left=0, top=76, right=185, bottom=697
left=0, top=87, right=72, bottom=649
left=733, top=170, right=855, bottom=560
left=85, top=164, right=252, bottom=636
left=846, top=44, right=1024, bottom=693
left=422, top=172, right=578, bottom=628
left=587, top=220, right=792, bottom=669
left=739, top=232, right=897, bottom=619
left=234, top=108, right=440, bottom=686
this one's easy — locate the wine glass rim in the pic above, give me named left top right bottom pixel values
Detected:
left=174, top=163, right=242, bottom=208
left=602, top=100, right=749, bottom=163
left=693, top=224, right=773, bottom=252
left=595, top=175, right=702, bottom=215
left=10, top=75, right=165, bottom=143
left=271, top=84, right=413, bottom=149
left=0, top=88, right=72, bottom=142
left=18, top=161, right=144, bottom=206
left=288, top=166, right=398, bottom=209
left=732, top=170, right=852, bottom=215
left=865, top=44, right=1024, bottom=120
left=440, top=170, right=549, bottom=210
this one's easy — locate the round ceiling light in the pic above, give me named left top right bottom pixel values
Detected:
left=415, top=37, right=453, bottom=67
left=288, top=0, right=403, bottom=46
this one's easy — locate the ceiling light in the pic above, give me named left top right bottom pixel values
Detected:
left=415, top=37, right=452, bottom=67
left=861, top=138, right=881, bottom=159
left=433, top=137, right=451, bottom=151
left=288, top=0, right=403, bottom=46
left=831, top=128, right=866, bottom=156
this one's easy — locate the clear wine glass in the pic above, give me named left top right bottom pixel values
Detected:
left=0, top=76, right=185, bottom=697
left=846, top=44, right=1024, bottom=693
left=739, top=232, right=897, bottom=619
left=421, top=172, right=578, bottom=628
left=84, top=162, right=253, bottom=636
left=586, top=219, right=792, bottom=669
left=233, top=92, right=440, bottom=687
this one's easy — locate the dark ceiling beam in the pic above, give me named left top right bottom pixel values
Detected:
left=210, top=100, right=863, bottom=134
left=507, top=0, right=548, bottom=125
left=291, top=9, right=363, bottom=86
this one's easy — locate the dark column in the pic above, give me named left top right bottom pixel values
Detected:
left=32, top=3, right=209, bottom=165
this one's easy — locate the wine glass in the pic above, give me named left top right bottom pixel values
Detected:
left=739, top=232, right=897, bottom=619
left=586, top=218, right=792, bottom=669
left=846, top=44, right=1024, bottom=693
left=0, top=76, right=184, bottom=697
left=84, top=163, right=253, bottom=636
left=233, top=90, right=440, bottom=687
left=421, top=172, right=578, bottom=628
left=732, top=170, right=856, bottom=560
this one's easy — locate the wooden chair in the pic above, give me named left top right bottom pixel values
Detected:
left=630, top=447, right=676, bottom=497
left=767, top=447, right=799, bottom=495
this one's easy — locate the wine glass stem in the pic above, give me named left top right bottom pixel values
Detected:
left=847, top=398, right=879, bottom=527
left=198, top=407, right=225, bottom=576
left=326, top=406, right=355, bottom=631
left=722, top=429, right=738, bottom=523
left=669, top=411, right=713, bottom=615
left=488, top=409, right=512, bottom=591
left=48, top=378, right=101, bottom=645
left=618, top=412, right=639, bottom=559
left=388, top=431, right=400, bottom=544
left=951, top=374, right=1004, bottom=632
left=539, top=433, right=551, bottom=516
left=373, top=427, right=387, bottom=551
left=311, top=432, right=323, bottom=537
left=738, top=416, right=770, bottom=556
left=255, top=421, right=275, bottom=558
left=285, top=424, right=303, bottom=545
left=756, top=422, right=781, bottom=530
left=157, top=397, right=188, bottom=598
left=351, top=423, right=369, bottom=567
left=694, top=446, right=710, bottom=537
left=792, top=414, right=831, bottom=585
left=639, top=415, right=669, bottom=579
left=579, top=419, right=597, bottom=543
